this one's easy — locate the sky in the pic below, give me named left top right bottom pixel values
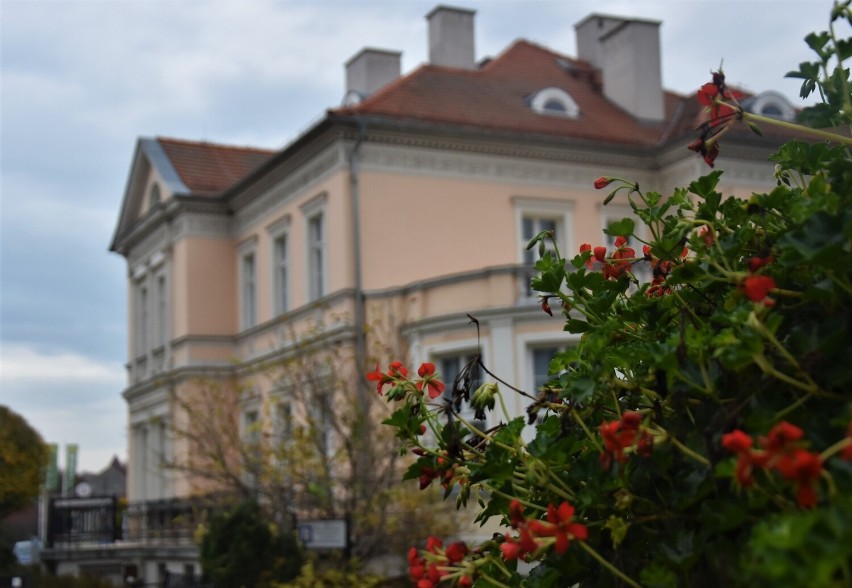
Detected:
left=0, top=0, right=835, bottom=473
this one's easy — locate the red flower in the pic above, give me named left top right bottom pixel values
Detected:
left=540, top=297, right=553, bottom=317
left=614, top=235, right=628, bottom=248
left=741, top=274, right=776, bottom=303
left=444, top=541, right=468, bottom=563
left=760, top=421, right=804, bottom=453
left=458, top=576, right=473, bottom=588
left=594, top=176, right=614, bottom=189
left=366, top=364, right=392, bottom=395
left=600, top=412, right=651, bottom=466
left=774, top=449, right=823, bottom=507
left=509, top=499, right=526, bottom=528
left=579, top=243, right=593, bottom=268
left=747, top=256, right=773, bottom=273
left=500, top=528, right=538, bottom=561
left=722, top=429, right=753, bottom=453
left=415, top=362, right=446, bottom=399
left=389, top=361, right=408, bottom=377
left=593, top=246, right=607, bottom=262
left=529, top=502, right=588, bottom=555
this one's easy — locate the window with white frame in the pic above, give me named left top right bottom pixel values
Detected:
left=267, top=215, right=291, bottom=316
left=514, top=197, right=573, bottom=297
left=240, top=250, right=257, bottom=329
left=438, top=353, right=485, bottom=431
left=307, top=213, right=325, bottom=301
left=155, top=274, right=167, bottom=348
left=136, top=284, right=148, bottom=357
left=301, top=193, right=328, bottom=303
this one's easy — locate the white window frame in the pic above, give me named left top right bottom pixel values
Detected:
left=530, top=87, right=580, bottom=118
left=237, top=237, right=259, bottom=330
left=267, top=215, right=291, bottom=316
left=301, top=193, right=328, bottom=303
left=513, top=197, right=574, bottom=297
left=135, top=282, right=148, bottom=358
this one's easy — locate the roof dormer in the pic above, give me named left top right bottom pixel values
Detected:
left=529, top=87, right=580, bottom=118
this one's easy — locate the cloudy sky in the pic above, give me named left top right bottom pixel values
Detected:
left=0, top=0, right=833, bottom=473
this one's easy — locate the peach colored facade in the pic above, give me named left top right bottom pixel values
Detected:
left=109, top=5, right=797, bottom=582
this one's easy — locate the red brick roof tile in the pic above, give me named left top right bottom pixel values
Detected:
left=157, top=137, right=275, bottom=195
left=333, top=40, right=690, bottom=147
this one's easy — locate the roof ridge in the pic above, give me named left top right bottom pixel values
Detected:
left=156, top=136, right=276, bottom=155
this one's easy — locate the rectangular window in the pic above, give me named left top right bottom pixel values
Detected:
left=273, top=402, right=292, bottom=443
left=532, top=347, right=560, bottom=391
left=241, top=253, right=257, bottom=329
left=439, top=354, right=485, bottom=430
left=522, top=216, right=559, bottom=266
left=274, top=234, right=289, bottom=315
left=136, top=285, right=148, bottom=357
left=307, top=213, right=325, bottom=301
left=156, top=275, right=167, bottom=348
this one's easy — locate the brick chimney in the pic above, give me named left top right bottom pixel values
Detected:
left=574, top=14, right=664, bottom=121
left=426, top=5, right=476, bottom=69
left=344, top=48, right=402, bottom=105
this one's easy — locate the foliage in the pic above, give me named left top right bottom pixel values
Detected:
left=274, top=558, right=384, bottom=588
left=12, top=567, right=115, bottom=588
left=166, top=320, right=458, bottom=567
left=382, top=5, right=852, bottom=587
left=0, top=405, right=49, bottom=520
left=199, top=500, right=303, bottom=588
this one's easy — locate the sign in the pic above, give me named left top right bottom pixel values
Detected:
left=63, top=444, right=78, bottom=496
left=44, top=444, right=58, bottom=492
left=297, top=519, right=348, bottom=550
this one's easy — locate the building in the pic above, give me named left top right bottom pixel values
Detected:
left=108, top=6, right=795, bottom=584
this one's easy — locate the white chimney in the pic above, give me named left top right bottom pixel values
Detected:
left=344, top=48, right=402, bottom=104
left=426, top=5, right=476, bottom=69
left=575, top=14, right=664, bottom=121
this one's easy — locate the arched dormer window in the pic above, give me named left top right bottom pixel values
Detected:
left=745, top=91, right=796, bottom=122
left=530, top=87, right=580, bottom=118
left=149, top=183, right=161, bottom=208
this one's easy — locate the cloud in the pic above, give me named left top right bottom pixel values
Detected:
left=0, top=343, right=127, bottom=472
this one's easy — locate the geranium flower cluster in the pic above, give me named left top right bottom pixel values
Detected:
left=412, top=451, right=460, bottom=491
left=501, top=499, right=588, bottom=561
left=579, top=236, right=636, bottom=280
left=722, top=421, right=826, bottom=507
left=368, top=360, right=446, bottom=399
left=408, top=536, right=473, bottom=588
left=600, top=411, right=653, bottom=468
left=688, top=69, right=743, bottom=167
left=739, top=255, right=776, bottom=305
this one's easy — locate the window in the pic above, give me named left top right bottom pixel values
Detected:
left=514, top=197, right=573, bottom=298
left=274, top=234, right=289, bottom=314
left=439, top=354, right=485, bottom=431
left=307, top=213, right=325, bottom=301
left=149, top=183, right=161, bottom=208
left=267, top=215, right=291, bottom=316
left=530, top=87, right=580, bottom=118
left=531, top=347, right=560, bottom=391
left=136, top=285, right=148, bottom=357
left=155, top=275, right=167, bottom=348
left=273, top=402, right=293, bottom=444
left=241, top=252, right=257, bottom=329
left=242, top=409, right=260, bottom=443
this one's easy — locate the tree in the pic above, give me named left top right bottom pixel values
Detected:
left=164, top=321, right=459, bottom=566
left=200, top=500, right=302, bottom=588
left=0, top=405, right=49, bottom=519
left=0, top=405, right=49, bottom=573
left=387, top=5, right=852, bottom=587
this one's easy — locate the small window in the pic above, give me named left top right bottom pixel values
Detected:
left=439, top=354, right=485, bottom=431
left=149, top=184, right=161, bottom=208
left=761, top=104, right=782, bottom=116
left=136, top=285, right=148, bottom=357
left=274, top=234, right=289, bottom=315
left=530, top=87, right=580, bottom=118
left=307, top=213, right=325, bottom=301
left=241, top=253, right=257, bottom=329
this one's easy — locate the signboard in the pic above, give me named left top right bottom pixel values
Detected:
left=44, top=444, right=58, bottom=492
left=297, top=519, right=348, bottom=550
left=63, top=444, right=78, bottom=496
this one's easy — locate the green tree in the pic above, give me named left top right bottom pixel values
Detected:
left=200, top=500, right=302, bottom=588
left=0, top=405, right=49, bottom=519
left=0, top=405, right=49, bottom=572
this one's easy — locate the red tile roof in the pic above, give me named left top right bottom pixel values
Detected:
left=333, top=40, right=691, bottom=147
left=157, top=137, right=276, bottom=195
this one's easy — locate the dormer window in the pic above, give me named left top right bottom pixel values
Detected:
left=530, top=87, right=580, bottom=118
left=744, top=91, right=796, bottom=122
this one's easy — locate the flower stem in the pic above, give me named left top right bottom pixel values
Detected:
left=577, top=541, right=642, bottom=588
left=743, top=111, right=852, bottom=145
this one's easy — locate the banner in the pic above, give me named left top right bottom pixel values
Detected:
left=44, top=443, right=58, bottom=492
left=63, top=444, right=78, bottom=496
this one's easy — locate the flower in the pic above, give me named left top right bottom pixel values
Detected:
left=366, top=364, right=392, bottom=395
left=594, top=176, right=614, bottom=189
left=774, top=449, right=823, bottom=507
left=540, top=297, right=553, bottom=317
left=722, top=430, right=753, bottom=453
left=444, top=541, right=468, bottom=563
left=529, top=502, right=588, bottom=555
left=579, top=243, right=594, bottom=268
left=593, top=246, right=607, bottom=262
left=600, top=411, right=651, bottom=466
left=500, top=527, right=538, bottom=561
left=415, top=362, right=446, bottom=399
left=740, top=274, right=776, bottom=303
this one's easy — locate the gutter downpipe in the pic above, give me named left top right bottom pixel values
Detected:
left=349, top=119, right=368, bottom=395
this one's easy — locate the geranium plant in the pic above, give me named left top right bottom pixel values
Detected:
left=378, top=5, right=852, bottom=587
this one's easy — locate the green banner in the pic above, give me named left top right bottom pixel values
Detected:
left=44, top=443, right=58, bottom=492
left=63, top=444, right=78, bottom=496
